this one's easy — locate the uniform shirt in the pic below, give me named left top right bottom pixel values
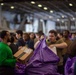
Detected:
left=46, top=39, right=64, bottom=66
left=62, top=38, right=72, bottom=55
left=0, top=42, right=16, bottom=67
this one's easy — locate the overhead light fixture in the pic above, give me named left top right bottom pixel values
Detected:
left=38, top=4, right=42, bottom=7
left=69, top=3, right=73, bottom=6
left=44, top=7, right=48, bottom=10
left=62, top=15, right=64, bottom=18
left=31, top=1, right=35, bottom=4
left=1, top=3, right=4, bottom=6
left=57, top=19, right=60, bottom=21
left=72, top=17, right=75, bottom=20
left=50, top=10, right=53, bottom=13
left=11, top=6, right=14, bottom=9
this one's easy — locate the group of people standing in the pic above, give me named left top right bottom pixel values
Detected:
left=0, top=29, right=76, bottom=75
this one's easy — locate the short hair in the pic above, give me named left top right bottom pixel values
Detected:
left=10, top=36, right=14, bottom=43
left=23, top=33, right=30, bottom=40
left=36, top=31, right=44, bottom=38
left=16, top=30, right=23, bottom=36
left=64, top=30, right=70, bottom=34
left=0, top=30, right=8, bottom=39
left=59, top=33, right=63, bottom=37
left=49, top=30, right=57, bottom=36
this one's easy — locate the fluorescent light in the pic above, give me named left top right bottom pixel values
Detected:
left=62, top=15, right=64, bottom=18
left=72, top=17, right=75, bottom=20
left=57, top=19, right=60, bottom=21
left=50, top=10, right=53, bottom=13
left=38, top=4, right=42, bottom=7
left=44, top=7, right=48, bottom=10
left=1, top=3, right=4, bottom=6
left=69, top=3, right=73, bottom=6
left=11, top=6, right=14, bottom=9
left=31, top=1, right=35, bottom=4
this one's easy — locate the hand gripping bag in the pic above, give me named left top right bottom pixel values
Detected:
left=25, top=39, right=61, bottom=75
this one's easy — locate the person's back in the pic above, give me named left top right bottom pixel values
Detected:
left=9, top=35, right=18, bottom=54
left=9, top=43, right=18, bottom=54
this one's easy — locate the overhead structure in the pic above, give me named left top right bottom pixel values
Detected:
left=1, top=0, right=76, bottom=21
left=0, top=0, right=76, bottom=32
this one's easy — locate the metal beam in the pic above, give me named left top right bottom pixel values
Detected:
left=15, top=2, right=55, bottom=20
left=47, top=1, right=73, bottom=18
left=24, top=2, right=58, bottom=19
left=59, top=2, right=76, bottom=17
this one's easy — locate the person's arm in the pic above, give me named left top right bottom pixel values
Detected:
left=34, top=40, right=40, bottom=49
left=54, top=42, right=67, bottom=48
left=0, top=49, right=16, bottom=67
left=3, top=58, right=17, bottom=67
left=49, top=42, right=67, bottom=48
